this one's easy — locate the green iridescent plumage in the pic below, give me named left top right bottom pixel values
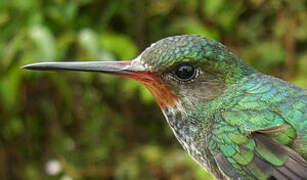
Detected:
left=140, top=35, right=307, bottom=180
left=23, top=35, right=307, bottom=180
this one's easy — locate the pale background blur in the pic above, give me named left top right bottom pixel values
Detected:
left=0, top=0, right=307, bottom=179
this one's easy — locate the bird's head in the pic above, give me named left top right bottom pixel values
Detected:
left=23, top=35, right=255, bottom=111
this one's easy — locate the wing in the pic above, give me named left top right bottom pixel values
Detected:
left=210, top=123, right=307, bottom=180
left=208, top=76, right=307, bottom=179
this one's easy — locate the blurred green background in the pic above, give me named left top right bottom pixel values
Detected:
left=1, top=0, right=307, bottom=179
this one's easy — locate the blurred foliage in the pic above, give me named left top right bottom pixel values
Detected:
left=0, top=0, right=307, bottom=179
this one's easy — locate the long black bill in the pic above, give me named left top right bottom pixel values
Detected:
left=21, top=61, right=146, bottom=76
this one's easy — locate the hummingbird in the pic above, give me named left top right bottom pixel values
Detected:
left=23, top=35, right=307, bottom=180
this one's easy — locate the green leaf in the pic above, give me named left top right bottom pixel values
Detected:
left=28, top=25, right=56, bottom=59
left=78, top=28, right=100, bottom=58
left=99, top=32, right=138, bottom=60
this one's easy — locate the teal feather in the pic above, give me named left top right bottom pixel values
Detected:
left=142, top=36, right=307, bottom=179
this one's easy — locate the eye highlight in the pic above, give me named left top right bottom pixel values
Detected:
left=174, top=64, right=196, bottom=81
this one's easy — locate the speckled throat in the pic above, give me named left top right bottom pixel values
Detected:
left=161, top=102, right=226, bottom=179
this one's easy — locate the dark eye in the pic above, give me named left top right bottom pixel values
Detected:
left=174, top=64, right=196, bottom=81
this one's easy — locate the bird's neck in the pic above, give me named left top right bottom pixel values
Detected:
left=161, top=72, right=262, bottom=176
left=162, top=72, right=263, bottom=137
